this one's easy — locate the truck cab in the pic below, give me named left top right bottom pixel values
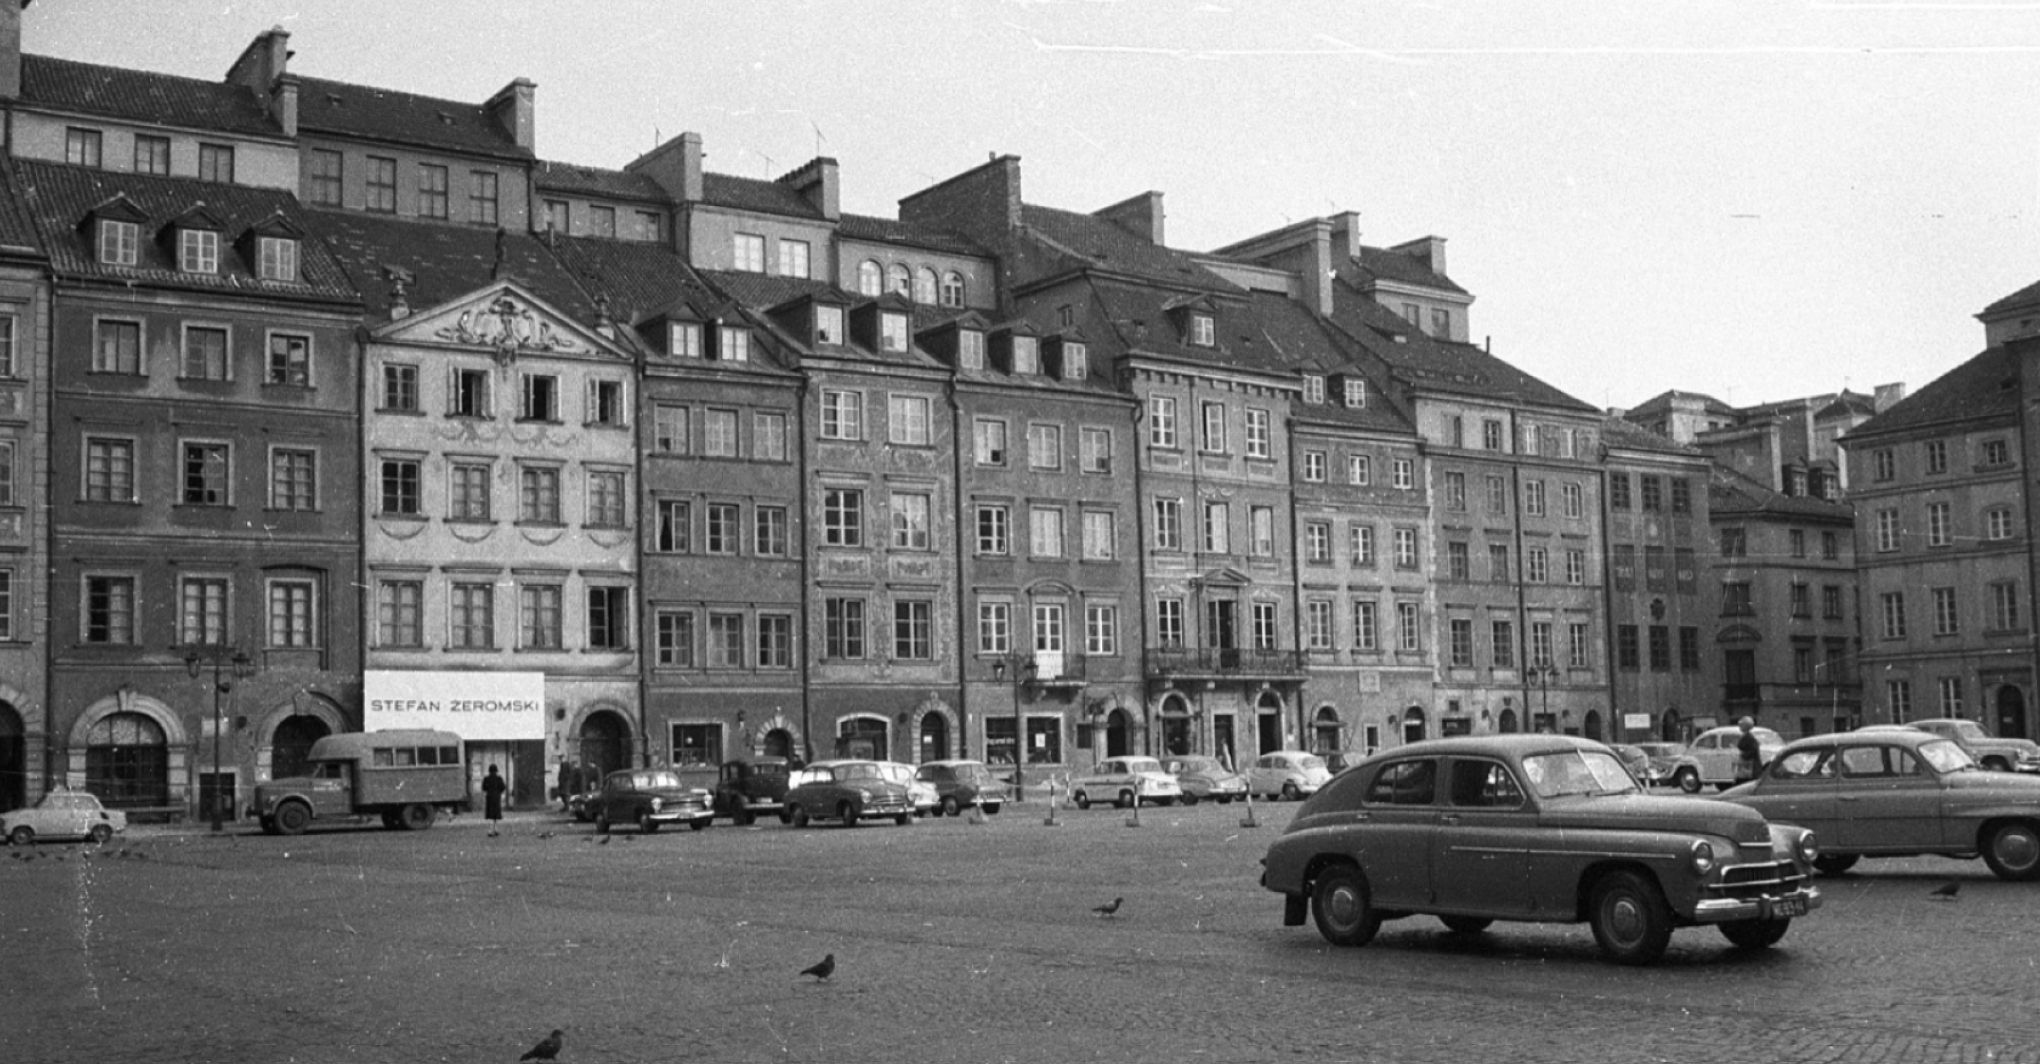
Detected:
left=251, top=729, right=470, bottom=835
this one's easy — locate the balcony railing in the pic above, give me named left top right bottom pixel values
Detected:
left=1144, top=647, right=1308, bottom=680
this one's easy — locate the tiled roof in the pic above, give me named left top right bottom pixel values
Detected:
left=1625, top=389, right=1734, bottom=418
left=1708, top=465, right=1853, bottom=521
left=1600, top=414, right=1706, bottom=457
left=0, top=164, right=45, bottom=255
left=1019, top=204, right=1244, bottom=292
left=20, top=54, right=279, bottom=137
left=307, top=210, right=592, bottom=322
left=697, top=268, right=949, bottom=372
left=12, top=159, right=355, bottom=300
left=1350, top=244, right=1467, bottom=295
left=1845, top=343, right=2021, bottom=440
left=1326, top=282, right=1593, bottom=412
left=296, top=76, right=527, bottom=160
left=542, top=234, right=713, bottom=326
left=1980, top=277, right=2040, bottom=319
left=701, top=173, right=819, bottom=218
left=837, top=213, right=987, bottom=256
left=533, top=161, right=668, bottom=202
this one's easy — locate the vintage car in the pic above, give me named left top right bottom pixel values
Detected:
left=1247, top=750, right=1333, bottom=800
left=1632, top=742, right=1691, bottom=789
left=713, top=757, right=794, bottom=824
left=1902, top=719, right=2040, bottom=774
left=1161, top=755, right=1248, bottom=804
left=1717, top=728, right=2040, bottom=880
left=877, top=762, right=940, bottom=817
left=1069, top=756, right=1182, bottom=809
left=783, top=759, right=916, bottom=827
left=1677, top=725, right=1785, bottom=791
left=1607, top=744, right=1654, bottom=785
left=589, top=769, right=714, bottom=835
left=915, top=760, right=1006, bottom=816
left=1261, top=735, right=1822, bottom=966
left=2, top=789, right=129, bottom=846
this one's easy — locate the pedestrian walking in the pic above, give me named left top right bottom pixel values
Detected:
left=555, top=760, right=578, bottom=813
left=483, top=764, right=507, bottom=836
left=1736, top=717, right=1762, bottom=782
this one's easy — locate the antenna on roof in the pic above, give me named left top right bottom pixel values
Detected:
left=812, top=120, right=827, bottom=158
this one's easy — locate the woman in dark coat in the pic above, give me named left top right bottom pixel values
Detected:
left=483, top=764, right=507, bottom=836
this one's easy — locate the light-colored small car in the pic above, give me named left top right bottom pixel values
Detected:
left=878, top=762, right=940, bottom=817
left=1632, top=742, right=1691, bottom=789
left=1248, top=751, right=1332, bottom=800
left=2, top=789, right=129, bottom=846
left=1683, top=725, right=1784, bottom=790
left=1162, top=755, right=1248, bottom=805
left=1904, top=719, right=2040, bottom=773
left=1070, top=756, right=1182, bottom=809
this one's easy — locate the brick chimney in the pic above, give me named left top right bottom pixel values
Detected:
left=627, top=131, right=704, bottom=203
left=777, top=156, right=839, bottom=220
left=0, top=0, right=28, bottom=101
left=900, top=153, right=1022, bottom=248
left=1391, top=234, right=1448, bottom=277
left=1094, top=190, right=1164, bottom=245
left=483, top=77, right=536, bottom=154
left=224, top=26, right=295, bottom=134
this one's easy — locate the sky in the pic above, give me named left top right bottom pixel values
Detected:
left=20, top=0, right=2040, bottom=411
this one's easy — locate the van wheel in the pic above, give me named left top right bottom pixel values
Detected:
left=400, top=804, right=434, bottom=831
left=275, top=803, right=311, bottom=836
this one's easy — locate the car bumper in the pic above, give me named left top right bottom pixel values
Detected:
left=647, top=807, right=712, bottom=823
left=858, top=799, right=913, bottom=817
left=1689, top=884, right=1822, bottom=924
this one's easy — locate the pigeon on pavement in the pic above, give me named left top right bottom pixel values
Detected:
left=800, top=953, right=836, bottom=981
left=1930, top=881, right=1961, bottom=901
left=1093, top=897, right=1124, bottom=917
left=518, top=1028, right=564, bottom=1061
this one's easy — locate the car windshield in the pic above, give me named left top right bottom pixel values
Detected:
left=633, top=771, right=682, bottom=789
left=875, top=763, right=914, bottom=785
left=1947, top=721, right=1987, bottom=741
left=1174, top=758, right=1218, bottom=773
left=837, top=763, right=883, bottom=781
left=1918, top=738, right=1978, bottom=774
left=1519, top=750, right=1641, bottom=798
left=1290, top=755, right=1328, bottom=772
left=1122, top=758, right=1162, bottom=773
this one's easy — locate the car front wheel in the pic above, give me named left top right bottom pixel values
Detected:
left=940, top=796, right=961, bottom=817
left=1718, top=918, right=1790, bottom=950
left=276, top=802, right=311, bottom=836
left=8, top=825, right=32, bottom=846
left=1072, top=791, right=1091, bottom=810
left=88, top=824, right=113, bottom=845
left=788, top=804, right=810, bottom=828
left=1311, top=864, right=1380, bottom=947
left=1983, top=821, right=2040, bottom=881
left=1179, top=793, right=1199, bottom=806
left=1675, top=769, right=1700, bottom=794
left=1589, top=870, right=1673, bottom=965
left=638, top=811, right=660, bottom=834
left=1813, top=854, right=1860, bottom=876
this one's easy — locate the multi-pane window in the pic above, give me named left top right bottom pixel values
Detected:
left=1639, top=476, right=1663, bottom=512
left=1030, top=506, right=1065, bottom=557
left=1608, top=473, right=1632, bottom=510
left=1875, top=509, right=1899, bottom=552
left=379, top=458, right=420, bottom=515
left=892, top=493, right=932, bottom=551
left=309, top=149, right=343, bottom=206
left=1648, top=625, right=1671, bottom=671
left=1011, top=336, right=1039, bottom=374
left=1203, top=502, right=1230, bottom=554
left=1304, top=521, right=1331, bottom=564
left=976, top=504, right=1009, bottom=555
left=1524, top=479, right=1546, bottom=517
left=0, top=441, right=13, bottom=506
left=520, top=374, right=559, bottom=422
left=66, top=127, right=102, bottom=167
left=366, top=156, right=397, bottom=212
left=1351, top=525, right=1375, bottom=567
left=1352, top=601, right=1378, bottom=651
left=1486, top=475, right=1507, bottom=514
left=1488, top=544, right=1509, bottom=582
left=1200, top=402, right=1227, bottom=453
left=545, top=200, right=568, bottom=233
left=880, top=312, right=909, bottom=352
left=1156, top=598, right=1185, bottom=648
left=382, top=364, right=418, bottom=411
left=1926, top=502, right=1952, bottom=547
left=778, top=239, right=810, bottom=278
left=668, top=322, right=702, bottom=358
left=519, top=465, right=561, bottom=523
left=1992, top=582, right=2021, bottom=631
left=717, top=326, right=750, bottom=362
left=733, top=234, right=765, bottom=272
left=754, top=413, right=787, bottom=461
left=894, top=601, right=933, bottom=659
left=1306, top=600, right=1334, bottom=650
left=755, top=506, right=788, bottom=556
left=182, top=441, right=230, bottom=505
left=1984, top=439, right=2010, bottom=466
left=814, top=305, right=844, bottom=345
left=1153, top=497, right=1183, bottom=551
left=589, top=380, right=626, bottom=425
left=1932, top=587, right=1959, bottom=636
left=182, top=325, right=229, bottom=380
left=1888, top=679, right=1913, bottom=720
left=1081, top=426, right=1112, bottom=473
left=1677, top=626, right=1699, bottom=671
left=656, top=500, right=690, bottom=552
left=757, top=614, right=792, bottom=668
left=1148, top=395, right=1177, bottom=448
left=1562, top=482, right=1584, bottom=519
left=449, top=582, right=495, bottom=649
left=1244, top=408, right=1270, bottom=458
left=1872, top=448, right=1896, bottom=481
left=656, top=610, right=695, bottom=666
left=1251, top=601, right=1278, bottom=651
left=1670, top=478, right=1692, bottom=513
left=588, top=470, right=627, bottom=527
left=1302, top=451, right=1326, bottom=482
left=978, top=601, right=1012, bottom=655
left=1576, top=623, right=1597, bottom=669
left=1447, top=541, right=1471, bottom=581
left=1028, top=423, right=1062, bottom=469
left=1190, top=314, right=1215, bottom=346
left=588, top=587, right=629, bottom=650
left=958, top=328, right=986, bottom=369
left=470, top=171, right=499, bottom=225
left=1790, top=582, right=1811, bottom=618
left=1880, top=592, right=1907, bottom=640
left=974, top=419, right=1008, bottom=466
left=823, top=488, right=863, bottom=547
left=179, top=228, right=220, bottom=274
left=1482, top=419, right=1504, bottom=451
left=1396, top=602, right=1421, bottom=652
left=1567, top=549, right=1586, bottom=585
left=268, top=334, right=311, bottom=386
left=98, top=219, right=138, bottom=266
left=1722, top=581, right=1753, bottom=616
left=1348, top=455, right=1370, bottom=485
left=377, top=580, right=423, bottom=647
left=1082, top=510, right=1115, bottom=561
left=1448, top=619, right=1474, bottom=667
left=1250, top=506, right=1274, bottom=557
left=654, top=405, right=689, bottom=453
left=1720, top=527, right=1747, bottom=557
left=85, top=575, right=136, bottom=644
left=1393, top=527, right=1418, bottom=569
left=1444, top=472, right=1467, bottom=511
left=1491, top=620, right=1515, bottom=669
left=180, top=577, right=229, bottom=646
left=1823, top=585, right=1844, bottom=620
left=588, top=206, right=616, bottom=238
left=1085, top=603, right=1119, bottom=656
left=1302, top=374, right=1324, bottom=403
left=86, top=437, right=137, bottom=502
left=820, top=390, right=862, bottom=440
left=1987, top=507, right=2015, bottom=541
left=1616, top=625, right=1640, bottom=670
left=1789, top=529, right=1807, bottom=558
left=704, top=502, right=740, bottom=554
left=699, top=409, right=736, bottom=457
left=256, top=236, right=297, bottom=282
left=941, top=272, right=965, bottom=307
left=1940, top=676, right=1965, bottom=717
left=1532, top=621, right=1555, bottom=669
left=1392, top=459, right=1413, bottom=490
left=450, top=462, right=491, bottom=521
left=417, top=164, right=448, bottom=218
left=520, top=584, right=563, bottom=649
left=95, top=320, right=142, bottom=374
left=1525, top=547, right=1548, bottom=583
left=913, top=268, right=938, bottom=304
left=198, top=143, right=234, bottom=183
left=271, top=448, right=316, bottom=511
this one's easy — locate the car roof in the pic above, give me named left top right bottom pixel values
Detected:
left=1782, top=729, right=1941, bottom=752
left=1354, top=734, right=1609, bottom=765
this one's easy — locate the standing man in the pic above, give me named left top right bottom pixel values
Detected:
left=483, top=764, right=507, bottom=836
left=1735, top=717, right=1762, bottom=782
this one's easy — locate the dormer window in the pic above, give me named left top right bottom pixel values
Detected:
left=1063, top=342, right=1088, bottom=381
left=99, top=219, right=138, bottom=266
left=1190, top=314, right=1215, bottom=346
left=1012, top=336, right=1039, bottom=375
left=716, top=325, right=751, bottom=362
left=179, top=229, right=220, bottom=274
left=879, top=311, right=909, bottom=353
left=256, top=236, right=298, bottom=282
left=1344, top=379, right=1366, bottom=409
left=1302, top=374, right=1325, bottom=404
left=958, top=329, right=985, bottom=371
left=815, top=305, right=844, bottom=346
left=668, top=321, right=702, bottom=358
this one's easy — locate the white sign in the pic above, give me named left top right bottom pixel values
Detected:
left=1623, top=713, right=1653, bottom=731
left=363, top=671, right=546, bottom=741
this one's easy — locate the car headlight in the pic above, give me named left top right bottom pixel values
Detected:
left=1689, top=839, right=1716, bottom=875
left=1796, top=831, right=1818, bottom=864
left=649, top=797, right=663, bottom=812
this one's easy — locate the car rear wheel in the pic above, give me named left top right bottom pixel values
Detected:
left=1675, top=769, right=1700, bottom=794
left=1072, top=791, right=1091, bottom=810
left=1718, top=918, right=1790, bottom=949
left=1179, top=793, right=1199, bottom=806
left=88, top=824, right=113, bottom=845
left=788, top=804, right=810, bottom=828
left=837, top=801, right=858, bottom=827
left=275, top=802, right=311, bottom=836
left=1982, top=821, right=2040, bottom=881
left=8, top=825, right=32, bottom=846
left=1812, top=854, right=1860, bottom=876
left=940, top=796, right=961, bottom=817
left=1310, top=864, right=1380, bottom=947
left=638, top=811, right=660, bottom=834
left=1440, top=915, right=1492, bottom=934
left=1281, top=782, right=1301, bottom=801
left=1116, top=790, right=1135, bottom=809
left=1589, top=870, right=1673, bottom=965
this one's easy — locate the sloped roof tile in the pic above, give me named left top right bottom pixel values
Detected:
left=533, top=161, right=668, bottom=202
left=297, top=75, right=527, bottom=159
left=307, top=210, right=591, bottom=321
left=20, top=54, right=279, bottom=137
left=1846, top=344, right=2021, bottom=440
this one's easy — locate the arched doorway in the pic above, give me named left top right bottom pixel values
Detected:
left=577, top=711, right=631, bottom=779
left=919, top=712, right=949, bottom=762
left=1498, top=708, right=1519, bottom=734
left=1312, top=707, right=1341, bottom=754
left=1105, top=708, right=1132, bottom=757
left=1400, top=706, right=1426, bottom=744
left=1160, top=696, right=1192, bottom=756
left=1582, top=710, right=1604, bottom=741
left=0, top=701, right=22, bottom=812
left=1658, top=709, right=1684, bottom=742
left=762, top=727, right=795, bottom=761
left=1256, top=693, right=1284, bottom=754
left=1997, top=685, right=2029, bottom=740
left=87, top=712, right=170, bottom=808
left=271, top=714, right=331, bottom=781
left=837, top=716, right=888, bottom=760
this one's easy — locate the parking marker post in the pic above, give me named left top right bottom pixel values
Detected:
left=1042, top=779, right=1059, bottom=826
left=1240, top=787, right=1259, bottom=828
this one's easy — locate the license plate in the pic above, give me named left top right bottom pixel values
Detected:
left=1771, top=896, right=1807, bottom=918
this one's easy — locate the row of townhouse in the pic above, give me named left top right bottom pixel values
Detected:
left=0, top=14, right=1867, bottom=817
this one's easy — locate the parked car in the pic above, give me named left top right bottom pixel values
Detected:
left=1248, top=751, right=1332, bottom=800
left=1632, top=742, right=1691, bottom=789
left=589, top=769, right=714, bottom=835
left=1682, top=725, right=1785, bottom=790
left=1261, top=735, right=1823, bottom=965
left=878, top=762, right=940, bottom=817
left=1070, top=756, right=1182, bottom=809
left=783, top=759, right=916, bottom=827
left=1607, top=743, right=1653, bottom=785
left=1717, top=728, right=2040, bottom=880
left=2, top=789, right=128, bottom=846
left=915, top=760, right=1006, bottom=816
left=712, top=757, right=794, bottom=824
left=1161, top=755, right=1248, bottom=804
left=1903, top=719, right=2040, bottom=773
left=567, top=790, right=598, bottom=822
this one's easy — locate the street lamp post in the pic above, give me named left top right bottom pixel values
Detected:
left=187, top=645, right=256, bottom=832
left=1532, top=663, right=1560, bottom=734
left=992, top=654, right=1031, bottom=804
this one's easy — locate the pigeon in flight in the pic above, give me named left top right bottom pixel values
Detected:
left=518, top=1028, right=564, bottom=1061
left=1093, top=897, right=1124, bottom=917
left=1929, top=881, right=1961, bottom=901
left=800, top=953, right=836, bottom=981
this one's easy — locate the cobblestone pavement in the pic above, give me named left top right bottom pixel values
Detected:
left=5, top=800, right=2039, bottom=1064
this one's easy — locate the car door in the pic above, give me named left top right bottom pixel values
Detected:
left=1736, top=747, right=1841, bottom=839
left=1430, top=757, right=1534, bottom=917
left=1355, top=757, right=1440, bottom=909
left=1834, top=742, right=1945, bottom=852
left=1690, top=732, right=1731, bottom=783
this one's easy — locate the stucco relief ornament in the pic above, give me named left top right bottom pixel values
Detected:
left=438, top=295, right=578, bottom=367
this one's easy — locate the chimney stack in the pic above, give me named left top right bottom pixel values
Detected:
left=0, top=1, right=28, bottom=100
left=777, top=156, right=839, bottom=220
left=224, top=26, right=295, bottom=133
left=1093, top=191, right=1165, bottom=246
left=483, top=78, right=536, bottom=154
left=899, top=154, right=1023, bottom=246
left=628, top=131, right=704, bottom=203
